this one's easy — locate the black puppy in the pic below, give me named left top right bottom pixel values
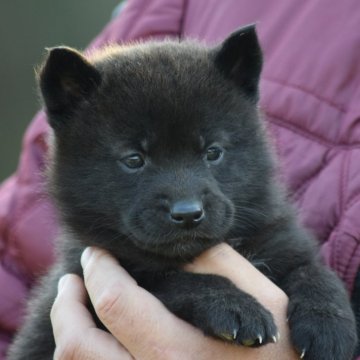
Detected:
left=8, top=25, right=357, bottom=359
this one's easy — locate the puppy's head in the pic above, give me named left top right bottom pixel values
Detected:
left=40, top=25, right=272, bottom=261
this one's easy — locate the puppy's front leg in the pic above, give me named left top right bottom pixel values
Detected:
left=141, top=271, right=278, bottom=347
left=280, top=262, right=357, bottom=360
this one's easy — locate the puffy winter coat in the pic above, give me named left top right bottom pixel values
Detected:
left=1, top=0, right=360, bottom=358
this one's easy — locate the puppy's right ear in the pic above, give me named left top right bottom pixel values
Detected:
left=38, top=47, right=101, bottom=129
left=213, top=24, right=262, bottom=102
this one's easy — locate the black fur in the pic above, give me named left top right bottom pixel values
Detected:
left=8, top=25, right=357, bottom=359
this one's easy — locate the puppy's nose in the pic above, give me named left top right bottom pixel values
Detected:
left=170, top=200, right=204, bottom=228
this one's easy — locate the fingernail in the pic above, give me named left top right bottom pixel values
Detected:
left=81, top=247, right=92, bottom=268
left=58, top=274, right=69, bottom=292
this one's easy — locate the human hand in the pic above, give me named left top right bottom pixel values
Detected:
left=51, top=244, right=299, bottom=359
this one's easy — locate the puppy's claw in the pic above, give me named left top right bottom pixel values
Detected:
left=300, top=349, right=306, bottom=359
left=233, top=329, right=238, bottom=340
left=272, top=335, right=277, bottom=343
left=257, top=334, right=263, bottom=344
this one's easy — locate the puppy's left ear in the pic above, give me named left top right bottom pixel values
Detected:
left=213, top=24, right=263, bottom=101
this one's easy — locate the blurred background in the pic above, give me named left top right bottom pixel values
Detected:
left=0, top=0, right=121, bottom=181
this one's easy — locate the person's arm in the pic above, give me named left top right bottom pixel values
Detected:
left=51, top=244, right=299, bottom=359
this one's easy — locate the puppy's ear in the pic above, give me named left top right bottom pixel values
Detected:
left=214, top=24, right=263, bottom=101
left=38, top=47, right=101, bottom=128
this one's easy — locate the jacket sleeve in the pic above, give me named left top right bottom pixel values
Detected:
left=0, top=1, right=185, bottom=358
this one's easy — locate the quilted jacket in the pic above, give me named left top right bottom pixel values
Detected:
left=1, top=0, right=360, bottom=358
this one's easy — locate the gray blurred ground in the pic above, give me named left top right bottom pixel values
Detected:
left=0, top=0, right=120, bottom=181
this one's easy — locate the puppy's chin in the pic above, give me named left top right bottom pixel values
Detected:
left=130, top=233, right=221, bottom=261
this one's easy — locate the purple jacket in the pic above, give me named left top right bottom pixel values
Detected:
left=1, top=0, right=360, bottom=358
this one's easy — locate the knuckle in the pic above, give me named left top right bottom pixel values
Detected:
left=54, top=338, right=83, bottom=360
left=94, top=286, right=127, bottom=324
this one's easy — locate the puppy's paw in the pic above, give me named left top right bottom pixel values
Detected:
left=198, top=292, right=278, bottom=347
left=289, top=307, right=357, bottom=360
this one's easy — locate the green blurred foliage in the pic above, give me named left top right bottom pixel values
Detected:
left=0, top=0, right=120, bottom=181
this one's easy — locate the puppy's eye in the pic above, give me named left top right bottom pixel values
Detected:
left=206, top=146, right=223, bottom=163
left=121, top=154, right=145, bottom=170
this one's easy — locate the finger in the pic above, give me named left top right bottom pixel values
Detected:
left=81, top=247, right=223, bottom=359
left=51, top=273, right=132, bottom=360
left=51, top=273, right=95, bottom=342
